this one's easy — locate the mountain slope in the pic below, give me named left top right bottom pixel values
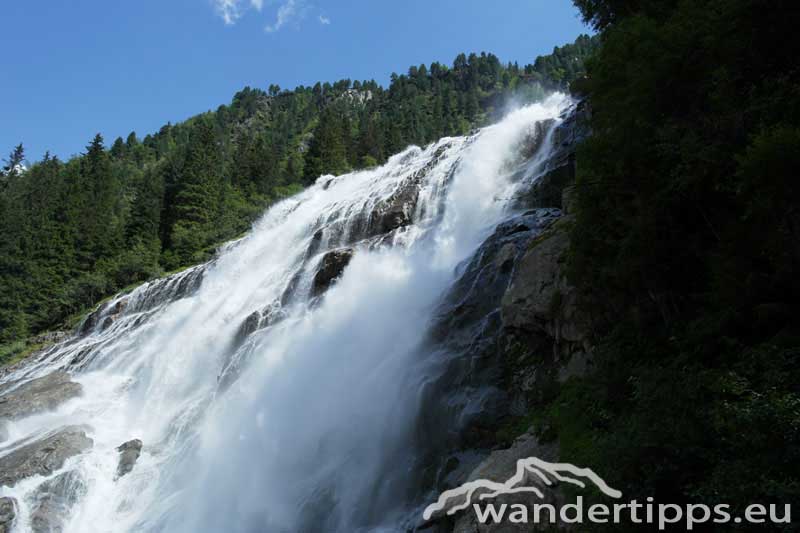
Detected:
left=0, top=35, right=598, bottom=347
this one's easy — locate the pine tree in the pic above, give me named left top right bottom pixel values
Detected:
left=169, top=117, right=223, bottom=263
left=1, top=143, right=25, bottom=189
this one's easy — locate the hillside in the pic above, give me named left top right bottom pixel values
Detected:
left=0, top=34, right=597, bottom=347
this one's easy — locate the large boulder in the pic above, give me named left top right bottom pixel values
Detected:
left=0, top=371, right=83, bottom=423
left=28, top=470, right=87, bottom=533
left=0, top=425, right=93, bottom=487
left=0, top=498, right=16, bottom=533
left=116, top=439, right=143, bottom=479
left=311, top=248, right=354, bottom=297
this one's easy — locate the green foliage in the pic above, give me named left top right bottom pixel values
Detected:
left=0, top=37, right=598, bottom=344
left=526, top=0, right=800, bottom=524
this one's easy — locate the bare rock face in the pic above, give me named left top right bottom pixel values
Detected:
left=501, top=220, right=591, bottom=357
left=28, top=470, right=87, bottom=533
left=0, top=425, right=93, bottom=488
left=81, top=298, right=129, bottom=334
left=311, top=248, right=354, bottom=297
left=368, top=178, right=421, bottom=236
left=0, top=371, right=83, bottom=423
left=116, top=439, right=143, bottom=478
left=0, top=498, right=16, bottom=533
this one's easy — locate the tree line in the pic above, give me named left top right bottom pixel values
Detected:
left=531, top=1, right=800, bottom=527
left=0, top=35, right=598, bottom=343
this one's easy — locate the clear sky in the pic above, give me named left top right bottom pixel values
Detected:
left=1, top=0, right=588, bottom=162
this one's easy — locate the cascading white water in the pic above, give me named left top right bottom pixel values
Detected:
left=0, top=94, right=570, bottom=533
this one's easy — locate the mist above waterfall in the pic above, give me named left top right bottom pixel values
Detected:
left=0, top=94, right=570, bottom=533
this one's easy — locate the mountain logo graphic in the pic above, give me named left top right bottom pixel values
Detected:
left=423, top=456, right=623, bottom=521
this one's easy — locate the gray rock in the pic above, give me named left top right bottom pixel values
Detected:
left=450, top=434, right=562, bottom=533
left=0, top=371, right=83, bottom=422
left=0, top=498, right=16, bottom=533
left=116, top=439, right=143, bottom=478
left=369, top=178, right=420, bottom=235
left=311, top=248, right=353, bottom=297
left=0, top=425, right=93, bottom=487
left=30, top=332, right=69, bottom=346
left=501, top=221, right=589, bottom=348
left=235, top=301, right=286, bottom=343
left=28, top=470, right=86, bottom=533
left=360, top=142, right=452, bottom=242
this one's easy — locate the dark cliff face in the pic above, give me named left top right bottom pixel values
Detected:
left=411, top=104, right=594, bottom=532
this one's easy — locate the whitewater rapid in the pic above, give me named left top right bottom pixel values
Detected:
left=0, top=94, right=570, bottom=532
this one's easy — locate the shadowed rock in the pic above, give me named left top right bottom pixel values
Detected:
left=0, top=498, right=16, bottom=533
left=235, top=301, right=286, bottom=343
left=311, top=248, right=353, bottom=297
left=0, top=425, right=93, bottom=487
left=0, top=371, right=83, bottom=422
left=501, top=219, right=589, bottom=348
left=116, top=439, right=143, bottom=478
left=368, top=178, right=420, bottom=235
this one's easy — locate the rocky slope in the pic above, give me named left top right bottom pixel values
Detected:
left=417, top=101, right=592, bottom=532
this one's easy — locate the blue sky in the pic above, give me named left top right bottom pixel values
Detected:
left=1, top=0, right=588, bottom=162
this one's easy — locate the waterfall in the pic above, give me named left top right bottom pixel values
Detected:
left=0, top=94, right=570, bottom=533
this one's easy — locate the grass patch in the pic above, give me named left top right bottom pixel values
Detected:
left=0, top=339, right=48, bottom=368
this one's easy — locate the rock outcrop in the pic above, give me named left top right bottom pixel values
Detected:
left=0, top=498, right=16, bottom=533
left=413, top=104, right=595, bottom=533
left=116, top=439, right=143, bottom=478
left=28, top=470, right=87, bottom=533
left=501, top=218, right=591, bottom=361
left=235, top=301, right=286, bottom=344
left=0, top=425, right=93, bottom=487
left=518, top=100, right=590, bottom=210
left=311, top=248, right=354, bottom=297
left=367, top=177, right=420, bottom=236
left=0, top=371, right=83, bottom=423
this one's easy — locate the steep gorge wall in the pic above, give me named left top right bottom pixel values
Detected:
left=420, top=101, right=592, bottom=533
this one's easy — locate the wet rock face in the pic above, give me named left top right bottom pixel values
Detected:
left=236, top=301, right=287, bottom=344
left=0, top=426, right=93, bottom=488
left=368, top=178, right=421, bottom=236
left=28, top=470, right=87, bottom=533
left=517, top=100, right=590, bottom=211
left=0, top=371, right=83, bottom=423
left=311, top=248, right=354, bottom=297
left=78, top=264, right=206, bottom=336
left=79, top=297, right=128, bottom=335
left=431, top=209, right=562, bottom=344
left=412, top=209, right=562, bottom=505
left=116, top=439, right=143, bottom=478
left=0, top=498, right=16, bottom=533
